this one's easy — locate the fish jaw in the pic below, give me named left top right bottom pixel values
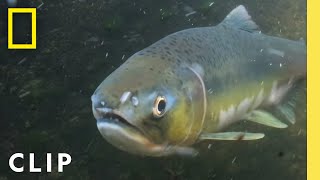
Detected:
left=92, top=103, right=197, bottom=157
left=92, top=103, right=162, bottom=156
left=96, top=118, right=164, bottom=156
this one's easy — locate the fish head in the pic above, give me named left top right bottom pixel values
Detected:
left=91, top=55, right=206, bottom=156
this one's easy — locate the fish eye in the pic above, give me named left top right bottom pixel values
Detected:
left=153, top=96, right=166, bottom=118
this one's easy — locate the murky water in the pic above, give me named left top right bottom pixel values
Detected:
left=0, top=0, right=306, bottom=179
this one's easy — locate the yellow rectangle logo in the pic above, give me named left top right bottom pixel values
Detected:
left=8, top=8, right=36, bottom=49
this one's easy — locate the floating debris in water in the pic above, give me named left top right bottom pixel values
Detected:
left=208, top=169, right=217, bottom=179
left=18, top=57, right=27, bottom=65
left=19, top=91, right=31, bottom=98
left=212, top=174, right=216, bottom=178
left=25, top=120, right=31, bottom=128
left=183, top=4, right=196, bottom=17
left=37, top=1, right=44, bottom=9
left=86, top=36, right=99, bottom=42
left=85, top=137, right=96, bottom=152
left=232, top=156, right=237, bottom=164
left=69, top=116, right=79, bottom=123
left=185, top=11, right=196, bottom=17
left=123, top=32, right=142, bottom=43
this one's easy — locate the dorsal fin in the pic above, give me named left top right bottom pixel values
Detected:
left=221, top=5, right=260, bottom=33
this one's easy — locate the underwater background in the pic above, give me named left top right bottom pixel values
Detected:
left=0, top=0, right=306, bottom=179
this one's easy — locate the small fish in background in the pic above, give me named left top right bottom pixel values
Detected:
left=6, top=0, right=17, bottom=7
left=91, top=5, right=306, bottom=157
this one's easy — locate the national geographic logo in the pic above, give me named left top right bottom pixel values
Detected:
left=7, top=8, right=36, bottom=49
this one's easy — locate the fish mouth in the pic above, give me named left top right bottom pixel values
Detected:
left=93, top=107, right=144, bottom=136
left=96, top=110, right=137, bottom=130
left=93, top=107, right=167, bottom=156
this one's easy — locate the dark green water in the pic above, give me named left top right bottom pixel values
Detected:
left=0, top=0, right=306, bottom=179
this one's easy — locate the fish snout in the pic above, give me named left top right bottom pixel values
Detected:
left=91, top=94, right=112, bottom=120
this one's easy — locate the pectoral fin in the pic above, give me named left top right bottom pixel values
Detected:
left=276, top=105, right=296, bottom=124
left=246, top=110, right=288, bottom=128
left=275, top=79, right=306, bottom=124
left=199, top=132, right=265, bottom=141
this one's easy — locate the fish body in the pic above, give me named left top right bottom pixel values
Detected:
left=91, top=5, right=306, bottom=156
